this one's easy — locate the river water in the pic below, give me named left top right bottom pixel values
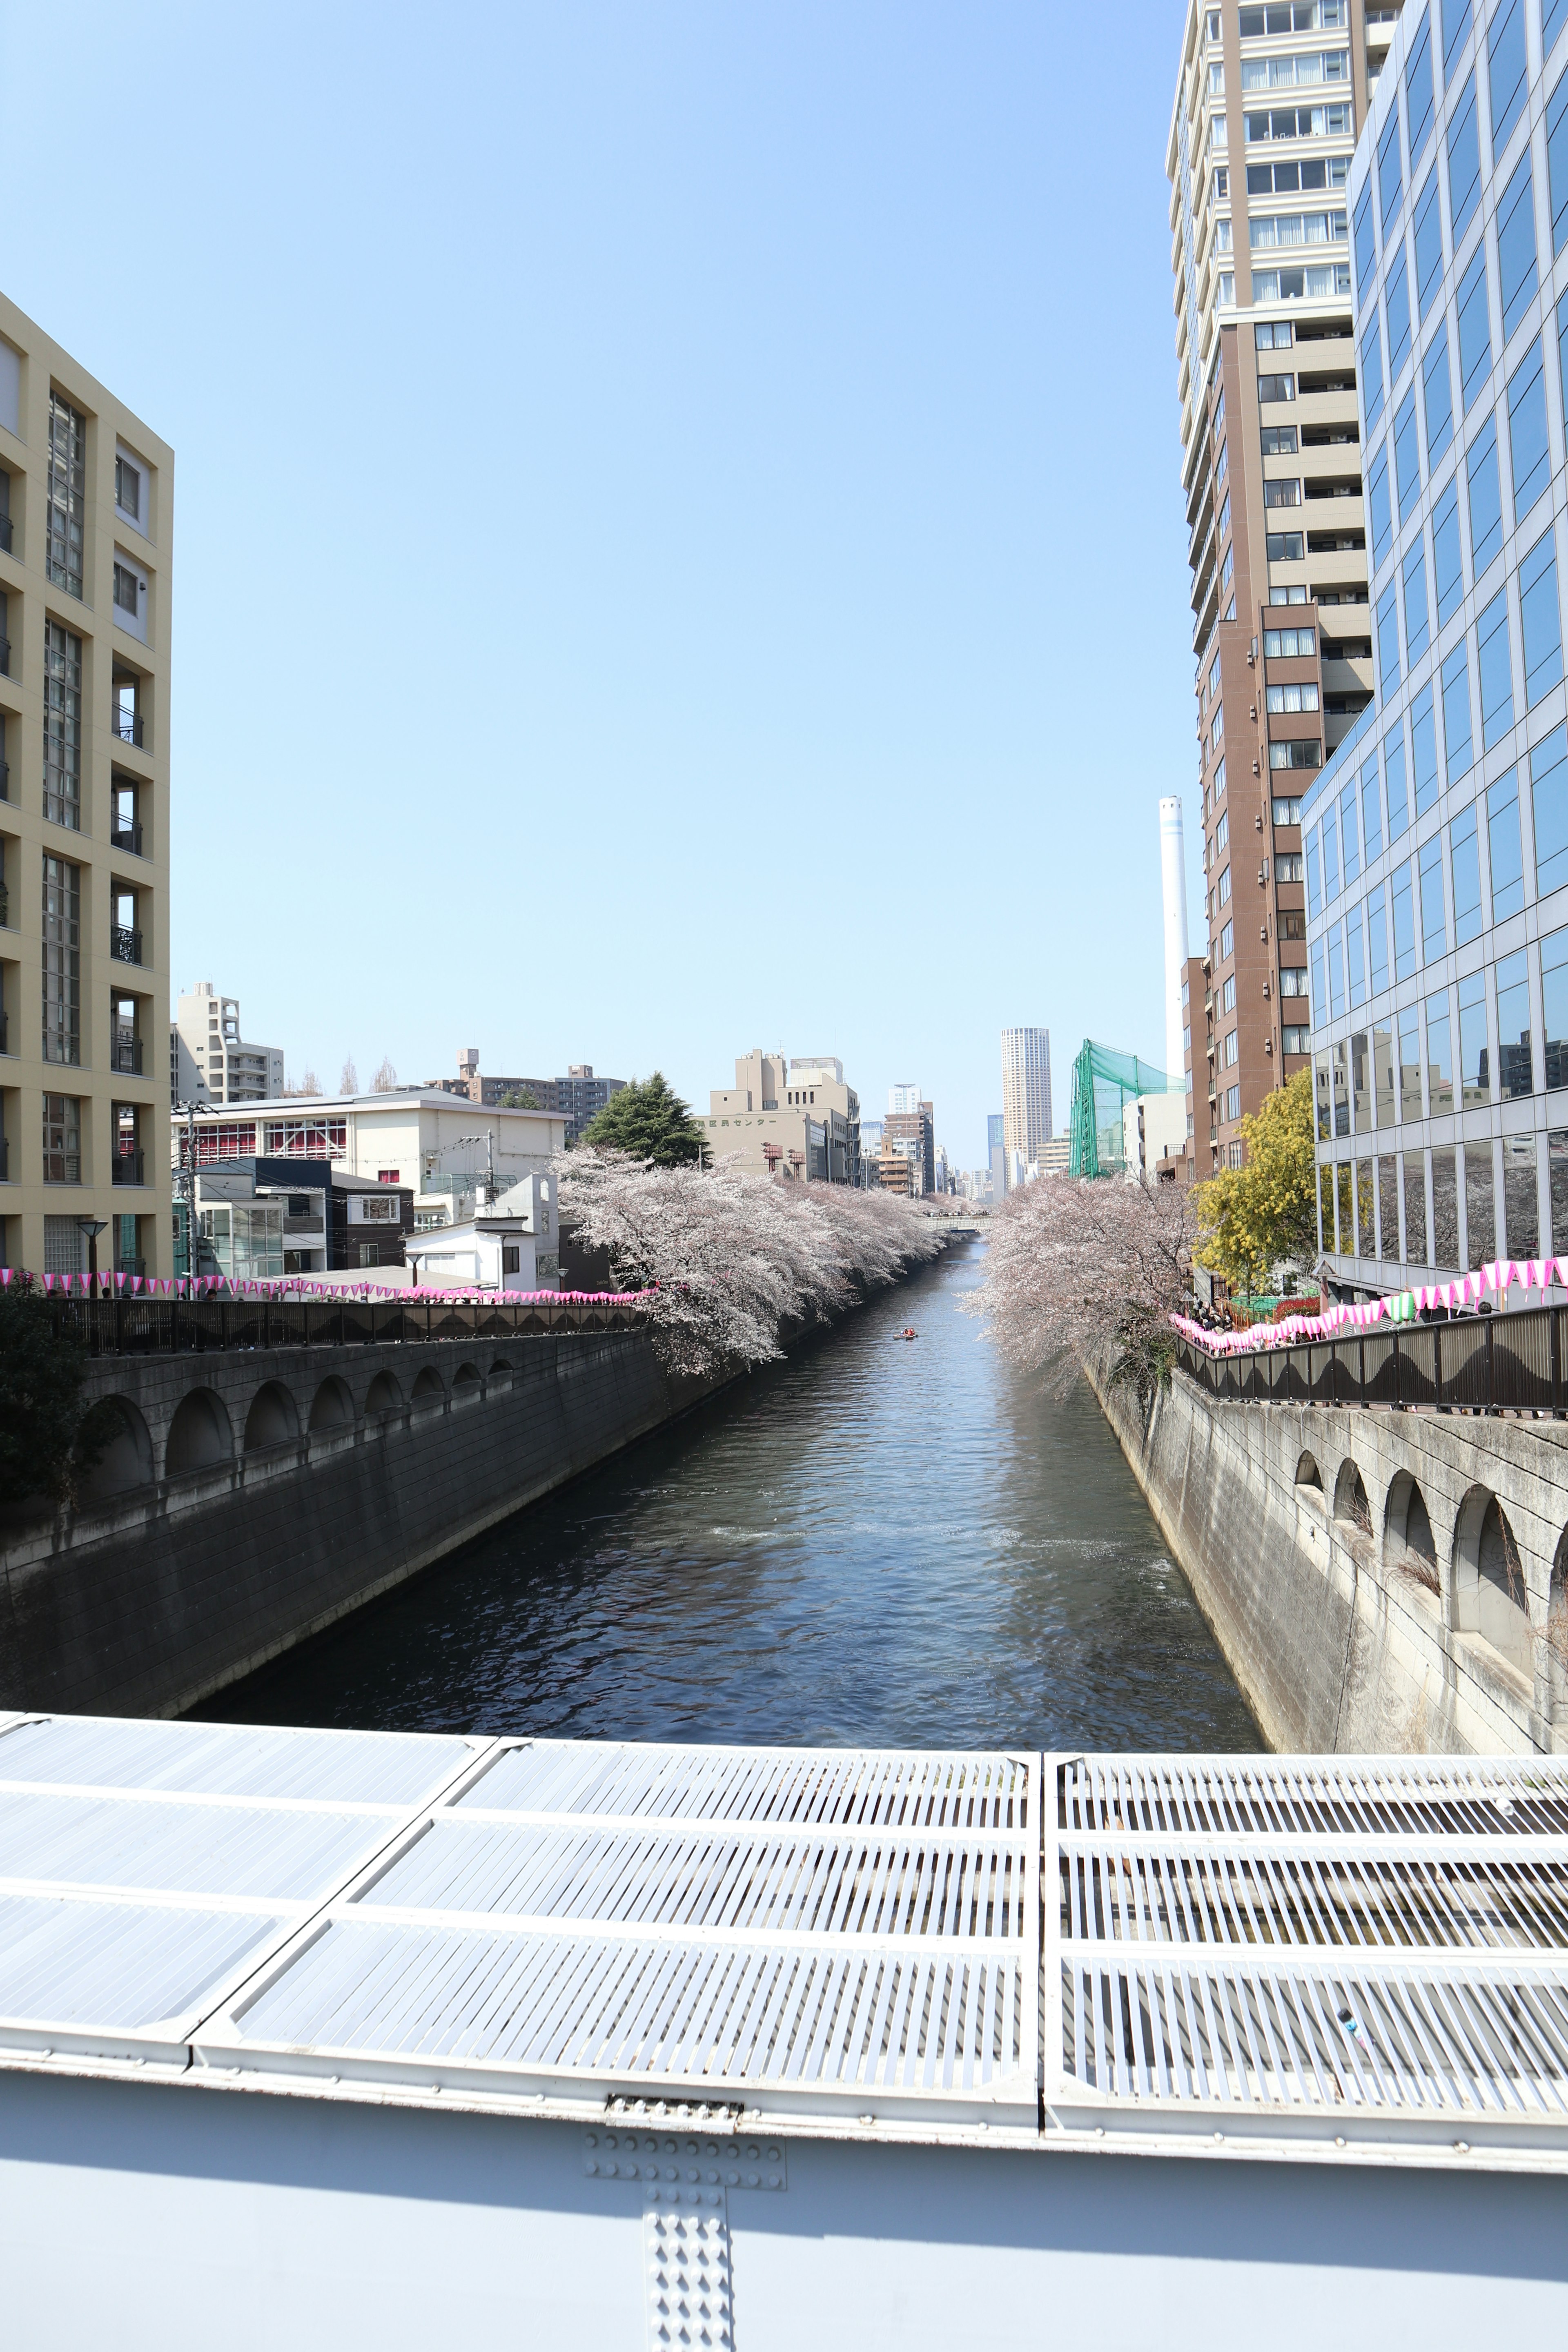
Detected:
left=205, top=1241, right=1261, bottom=1751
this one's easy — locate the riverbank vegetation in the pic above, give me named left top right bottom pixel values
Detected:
left=0, top=1275, right=121, bottom=1508
left=1193, top=1067, right=1316, bottom=1297
left=963, top=1173, right=1196, bottom=1408
left=559, top=1150, right=943, bottom=1374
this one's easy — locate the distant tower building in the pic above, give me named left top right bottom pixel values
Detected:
left=888, top=1082, right=920, bottom=1114
left=1001, top=1029, right=1051, bottom=1172
left=987, top=1112, right=1007, bottom=1201
left=1159, top=798, right=1190, bottom=1093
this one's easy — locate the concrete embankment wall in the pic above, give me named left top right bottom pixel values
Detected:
left=1088, top=1361, right=1568, bottom=1756
left=0, top=1332, right=715, bottom=1721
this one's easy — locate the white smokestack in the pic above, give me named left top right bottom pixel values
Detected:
left=1159, top=797, right=1189, bottom=1089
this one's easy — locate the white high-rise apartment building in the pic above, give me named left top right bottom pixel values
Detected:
left=170, top=981, right=284, bottom=1108
left=1001, top=1028, right=1052, bottom=1167
left=888, top=1082, right=921, bottom=1113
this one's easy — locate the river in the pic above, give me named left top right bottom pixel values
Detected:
left=203, top=1240, right=1261, bottom=1751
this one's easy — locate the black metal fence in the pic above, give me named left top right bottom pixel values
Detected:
left=1176, top=1305, right=1567, bottom=1416
left=47, top=1295, right=646, bottom=1360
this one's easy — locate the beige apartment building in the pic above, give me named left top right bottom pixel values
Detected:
left=1168, top=1, right=1396, bottom=1172
left=0, top=295, right=172, bottom=1277
left=704, top=1049, right=862, bottom=1182
left=170, top=981, right=284, bottom=1108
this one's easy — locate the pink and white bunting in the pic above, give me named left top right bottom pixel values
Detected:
left=1174, top=1254, right=1568, bottom=1358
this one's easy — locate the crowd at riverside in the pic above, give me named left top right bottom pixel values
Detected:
left=1172, top=1252, right=1568, bottom=1357
left=4, top=1152, right=942, bottom=1381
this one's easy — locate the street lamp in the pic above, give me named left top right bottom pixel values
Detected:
left=76, top=1217, right=107, bottom=1285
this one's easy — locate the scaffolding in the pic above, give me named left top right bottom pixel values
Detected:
left=1067, top=1040, right=1169, bottom=1178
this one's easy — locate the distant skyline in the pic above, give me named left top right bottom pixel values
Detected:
left=3, top=3, right=1203, bottom=1172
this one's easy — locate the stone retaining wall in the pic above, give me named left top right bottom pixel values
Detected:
left=0, top=1333, right=712, bottom=1720
left=1089, top=1362, right=1568, bottom=1755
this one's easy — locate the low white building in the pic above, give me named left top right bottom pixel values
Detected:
left=176, top=1091, right=568, bottom=1231
left=1122, top=1089, right=1189, bottom=1182
left=404, top=1174, right=559, bottom=1292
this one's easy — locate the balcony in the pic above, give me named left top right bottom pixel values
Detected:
left=113, top=706, right=145, bottom=749
left=111, top=1037, right=144, bottom=1076
left=111, top=1150, right=145, bottom=1188
left=110, top=925, right=143, bottom=965
left=111, top=817, right=143, bottom=857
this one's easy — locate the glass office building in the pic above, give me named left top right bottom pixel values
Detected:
left=1305, top=0, right=1568, bottom=1289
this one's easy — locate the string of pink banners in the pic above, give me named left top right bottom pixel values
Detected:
left=0, top=1269, right=649, bottom=1306
left=1173, top=1253, right=1568, bottom=1357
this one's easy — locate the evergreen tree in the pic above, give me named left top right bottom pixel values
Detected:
left=0, top=1278, right=121, bottom=1508
left=581, top=1073, right=706, bottom=1168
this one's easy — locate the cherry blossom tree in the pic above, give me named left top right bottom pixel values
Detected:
left=962, top=1174, right=1197, bottom=1408
left=557, top=1150, right=941, bottom=1376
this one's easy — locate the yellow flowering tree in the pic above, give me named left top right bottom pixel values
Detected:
left=1194, top=1066, right=1318, bottom=1298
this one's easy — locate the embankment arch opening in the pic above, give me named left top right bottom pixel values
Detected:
left=1294, top=1451, right=1323, bottom=1490
left=1333, top=1459, right=1372, bottom=1537
left=308, top=1376, right=355, bottom=1433
left=165, top=1389, right=233, bottom=1478
left=452, top=1361, right=481, bottom=1403
left=411, top=1365, right=445, bottom=1408
left=245, top=1381, right=299, bottom=1452
left=1385, top=1472, right=1439, bottom=1595
left=82, top=1397, right=154, bottom=1501
left=1454, top=1487, right=1533, bottom=1681
left=365, top=1370, right=403, bottom=1423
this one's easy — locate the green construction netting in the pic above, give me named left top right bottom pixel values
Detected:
left=1068, top=1040, right=1170, bottom=1178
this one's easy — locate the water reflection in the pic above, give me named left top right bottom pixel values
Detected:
left=203, top=1242, right=1261, bottom=1752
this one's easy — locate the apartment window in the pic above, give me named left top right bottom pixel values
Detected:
left=1423, top=325, right=1454, bottom=468
left=1413, top=681, right=1440, bottom=813
left=1406, top=7, right=1435, bottom=165
left=1432, top=477, right=1463, bottom=626
left=1458, top=969, right=1489, bottom=1107
left=1225, top=1086, right=1241, bottom=1121
left=1456, top=247, right=1492, bottom=415
left=1280, top=963, right=1310, bottom=997
left=45, top=392, right=85, bottom=600
left=1209, top=59, right=1225, bottom=94
left=1520, top=528, right=1565, bottom=707
left=1387, top=722, right=1411, bottom=838
left=114, top=452, right=140, bottom=523
left=1488, top=767, right=1525, bottom=920
left=1544, top=925, right=1568, bottom=1085
left=1270, top=737, right=1321, bottom=767
left=1385, top=246, right=1412, bottom=381
left=1218, top=489, right=1232, bottom=539
left=41, top=1094, right=81, bottom=1187
left=1450, top=803, right=1483, bottom=944
left=1266, top=532, right=1305, bottom=561
left=1466, top=418, right=1502, bottom=577
left=1496, top=948, right=1533, bottom=1098
left=112, top=991, right=139, bottom=1076
left=1550, top=69, right=1568, bottom=254
left=1266, top=682, right=1319, bottom=710
left=1508, top=339, right=1551, bottom=522
left=1211, top=705, right=1225, bottom=749
left=1441, top=641, right=1474, bottom=784
left=1263, top=626, right=1315, bottom=655
left=1362, top=757, right=1383, bottom=861
left=1446, top=76, right=1482, bottom=252
left=1283, top=1025, right=1312, bottom=1054
left=1393, top=859, right=1419, bottom=977
left=1276, top=851, right=1305, bottom=880
left=1264, top=477, right=1302, bottom=507
left=1368, top=444, right=1393, bottom=566
left=1214, top=755, right=1227, bottom=797
left=1250, top=209, right=1349, bottom=249
left=1534, top=721, right=1568, bottom=896
left=1394, top=387, right=1422, bottom=521
left=1218, top=864, right=1232, bottom=904
left=1223, top=1029, right=1238, bottom=1067
left=1404, top=538, right=1431, bottom=664
left=1413, top=169, right=1444, bottom=321
left=41, top=855, right=79, bottom=1066
left=1489, top=0, right=1528, bottom=157
left=1220, top=919, right=1234, bottom=961
left=1354, top=183, right=1376, bottom=299
left=1419, top=832, right=1448, bottom=960
left=1216, top=810, right=1230, bottom=852
left=1207, top=9, right=1221, bottom=39
left=1362, top=315, right=1385, bottom=430
left=1340, top=782, right=1361, bottom=884
left=1367, top=880, right=1390, bottom=993
left=1426, top=991, right=1455, bottom=1112
left=1221, top=544, right=1235, bottom=592
left=1377, top=581, right=1401, bottom=697
left=1244, top=103, right=1352, bottom=143
left=1260, top=425, right=1297, bottom=456
left=112, top=560, right=139, bottom=617
left=42, top=621, right=82, bottom=830
left=1477, top=588, right=1514, bottom=749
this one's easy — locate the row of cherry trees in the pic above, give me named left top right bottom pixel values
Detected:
left=557, top=1150, right=944, bottom=1375
left=962, top=1172, right=1196, bottom=1408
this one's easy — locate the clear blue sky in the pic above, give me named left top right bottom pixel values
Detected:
left=7, top=2, right=1202, bottom=1170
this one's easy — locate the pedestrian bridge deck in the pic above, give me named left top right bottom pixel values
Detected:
left=0, top=1715, right=1565, bottom=2173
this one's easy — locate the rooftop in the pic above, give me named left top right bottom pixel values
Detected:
left=1, top=1718, right=1566, bottom=2169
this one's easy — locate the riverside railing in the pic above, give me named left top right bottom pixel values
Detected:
left=47, top=1294, right=646, bottom=1360
left=1175, top=1304, right=1567, bottom=1416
